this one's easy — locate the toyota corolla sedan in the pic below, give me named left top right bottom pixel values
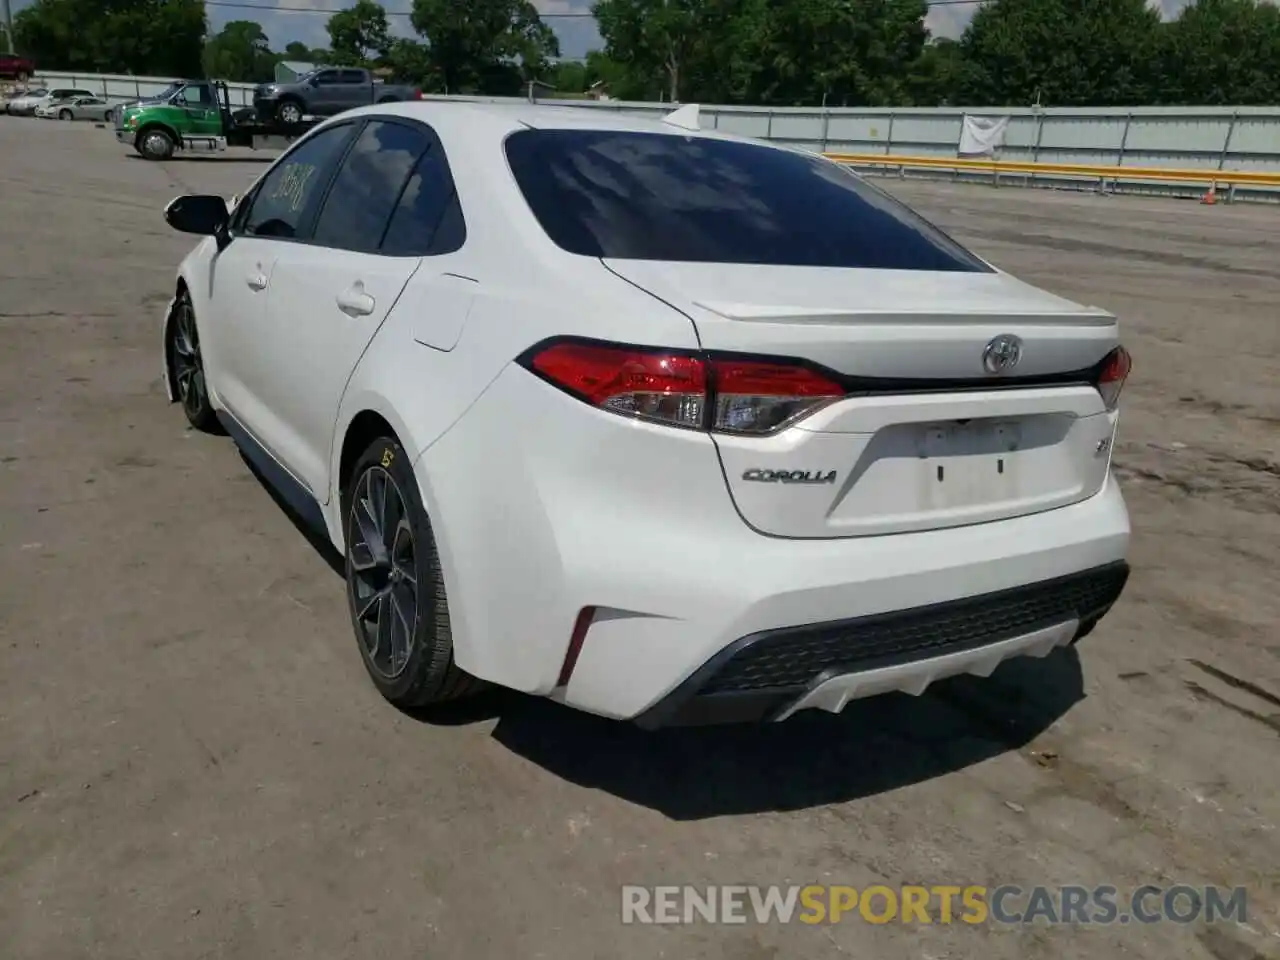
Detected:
left=159, top=102, right=1131, bottom=726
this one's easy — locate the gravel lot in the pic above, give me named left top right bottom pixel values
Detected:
left=1, top=117, right=1277, bottom=960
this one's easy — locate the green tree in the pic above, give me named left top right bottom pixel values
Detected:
left=326, top=0, right=390, bottom=67
left=282, top=40, right=328, bottom=64
left=745, top=0, right=929, bottom=105
left=593, top=0, right=928, bottom=106
left=408, top=0, right=559, bottom=94
left=553, top=59, right=587, bottom=93
left=959, top=0, right=1161, bottom=106
left=14, top=0, right=206, bottom=76
left=1159, top=0, right=1280, bottom=105
left=907, top=37, right=975, bottom=106
left=203, top=19, right=273, bottom=82
left=382, top=37, right=435, bottom=87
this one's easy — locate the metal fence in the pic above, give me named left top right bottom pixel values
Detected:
left=28, top=70, right=1280, bottom=199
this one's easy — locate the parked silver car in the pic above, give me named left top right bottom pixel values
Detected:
left=38, top=95, right=114, bottom=122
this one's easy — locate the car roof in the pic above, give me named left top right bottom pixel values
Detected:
left=336, top=98, right=767, bottom=149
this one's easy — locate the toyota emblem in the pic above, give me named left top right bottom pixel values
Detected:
left=982, top=334, right=1023, bottom=375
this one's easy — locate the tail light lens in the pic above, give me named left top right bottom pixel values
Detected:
left=528, top=342, right=706, bottom=429
left=712, top=358, right=845, bottom=433
left=1095, top=346, right=1132, bottom=411
left=523, top=340, right=844, bottom=435
left=413, top=88, right=423, bottom=100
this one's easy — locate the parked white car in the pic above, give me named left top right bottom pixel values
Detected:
left=159, top=101, right=1132, bottom=726
left=8, top=86, right=94, bottom=116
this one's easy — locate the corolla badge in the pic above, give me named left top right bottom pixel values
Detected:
left=742, top=469, right=838, bottom=485
left=982, top=334, right=1023, bottom=375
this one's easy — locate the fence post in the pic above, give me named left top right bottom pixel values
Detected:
left=885, top=111, right=895, bottom=155
left=1218, top=111, right=1239, bottom=171
left=1032, top=111, right=1045, bottom=164
left=1117, top=112, right=1132, bottom=167
left=820, top=109, right=829, bottom=153
left=765, top=110, right=773, bottom=140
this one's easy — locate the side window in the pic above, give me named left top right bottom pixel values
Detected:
left=240, top=124, right=356, bottom=240
left=178, top=86, right=210, bottom=106
left=381, top=146, right=465, bottom=256
left=315, top=71, right=339, bottom=86
left=312, top=121, right=429, bottom=253
left=339, top=70, right=365, bottom=84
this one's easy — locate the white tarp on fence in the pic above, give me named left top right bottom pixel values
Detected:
left=958, top=114, right=1010, bottom=157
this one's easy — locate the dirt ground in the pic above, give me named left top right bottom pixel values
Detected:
left=0, top=117, right=1277, bottom=960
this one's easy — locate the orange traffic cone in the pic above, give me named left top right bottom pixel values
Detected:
left=1200, top=182, right=1218, bottom=205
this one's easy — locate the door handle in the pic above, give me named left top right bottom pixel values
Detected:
left=246, top=270, right=267, bottom=291
left=336, top=283, right=375, bottom=317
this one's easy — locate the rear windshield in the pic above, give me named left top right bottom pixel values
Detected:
left=503, top=129, right=990, bottom=272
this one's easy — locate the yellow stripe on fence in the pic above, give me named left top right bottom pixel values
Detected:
left=823, top=152, right=1280, bottom=189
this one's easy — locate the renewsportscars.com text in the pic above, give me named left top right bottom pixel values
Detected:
left=621, top=884, right=1248, bottom=926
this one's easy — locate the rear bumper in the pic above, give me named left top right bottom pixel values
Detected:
left=634, top=561, right=1128, bottom=727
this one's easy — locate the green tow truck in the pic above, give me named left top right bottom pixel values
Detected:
left=115, top=78, right=319, bottom=161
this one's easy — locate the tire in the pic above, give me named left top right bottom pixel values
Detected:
left=275, top=98, right=303, bottom=125
left=165, top=290, right=220, bottom=433
left=58, top=108, right=72, bottom=121
left=138, top=126, right=175, bottom=161
left=343, top=436, right=481, bottom=708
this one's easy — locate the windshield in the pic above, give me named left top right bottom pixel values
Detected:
left=504, top=129, right=991, bottom=272
left=153, top=82, right=183, bottom=101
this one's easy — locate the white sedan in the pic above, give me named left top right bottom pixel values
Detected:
left=160, top=101, right=1132, bottom=726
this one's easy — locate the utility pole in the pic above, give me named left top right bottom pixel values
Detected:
left=0, top=0, right=13, bottom=55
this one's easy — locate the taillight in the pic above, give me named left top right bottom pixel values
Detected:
left=1095, top=346, right=1132, bottom=411
left=711, top=358, right=844, bottom=433
left=528, top=341, right=707, bottom=428
left=413, top=88, right=423, bottom=100
left=522, top=339, right=845, bottom=435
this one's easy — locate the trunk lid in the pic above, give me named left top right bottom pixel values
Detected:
left=604, top=260, right=1120, bottom=539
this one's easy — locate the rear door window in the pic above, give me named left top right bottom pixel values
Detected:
left=503, top=129, right=990, bottom=272
left=312, top=120, right=430, bottom=253
left=380, top=140, right=465, bottom=256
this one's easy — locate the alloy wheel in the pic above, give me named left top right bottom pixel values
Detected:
left=347, top=466, right=418, bottom=680
left=171, top=299, right=206, bottom=420
left=279, top=102, right=302, bottom=124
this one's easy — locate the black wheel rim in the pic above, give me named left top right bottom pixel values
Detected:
left=281, top=104, right=301, bottom=123
left=347, top=466, right=418, bottom=680
left=171, top=299, right=206, bottom=420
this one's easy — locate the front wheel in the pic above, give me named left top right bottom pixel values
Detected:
left=343, top=437, right=481, bottom=708
left=165, top=291, right=220, bottom=433
left=58, top=109, right=72, bottom=121
left=138, top=127, right=175, bottom=161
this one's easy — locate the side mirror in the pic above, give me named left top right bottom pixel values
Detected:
left=164, top=195, right=229, bottom=236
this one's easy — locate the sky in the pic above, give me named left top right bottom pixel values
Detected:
left=7, top=0, right=1215, bottom=63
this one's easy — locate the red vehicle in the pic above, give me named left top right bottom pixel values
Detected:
left=0, top=53, right=36, bottom=83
